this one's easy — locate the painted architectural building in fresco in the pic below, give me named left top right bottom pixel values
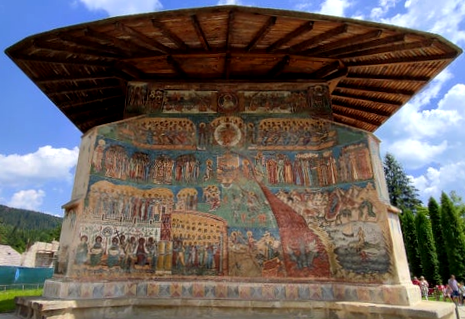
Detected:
left=7, top=5, right=462, bottom=319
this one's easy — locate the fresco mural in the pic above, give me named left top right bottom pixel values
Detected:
left=62, top=83, right=394, bottom=283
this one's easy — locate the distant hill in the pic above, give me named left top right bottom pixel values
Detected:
left=0, top=205, right=62, bottom=230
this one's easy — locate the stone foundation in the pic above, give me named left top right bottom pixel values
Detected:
left=15, top=296, right=456, bottom=319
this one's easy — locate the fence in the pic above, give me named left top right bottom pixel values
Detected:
left=0, top=266, right=53, bottom=288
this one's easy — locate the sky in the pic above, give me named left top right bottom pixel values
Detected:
left=0, top=0, right=464, bottom=216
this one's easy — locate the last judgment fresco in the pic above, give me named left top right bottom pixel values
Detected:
left=59, top=83, right=393, bottom=283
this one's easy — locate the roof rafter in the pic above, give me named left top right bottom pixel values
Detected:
left=58, top=32, right=125, bottom=56
left=266, top=21, right=314, bottom=52
left=289, top=24, right=348, bottom=53
left=325, top=33, right=406, bottom=57
left=337, top=82, right=415, bottom=95
left=166, top=55, right=188, bottom=77
left=46, top=85, right=121, bottom=97
left=190, top=15, right=210, bottom=51
left=226, top=10, right=235, bottom=51
left=246, top=16, right=277, bottom=52
left=332, top=90, right=403, bottom=106
left=268, top=55, right=290, bottom=77
left=337, top=39, right=435, bottom=59
left=332, top=110, right=382, bottom=127
left=151, top=19, right=189, bottom=51
left=346, top=73, right=429, bottom=82
left=58, top=94, right=124, bottom=110
left=304, top=29, right=382, bottom=55
left=331, top=98, right=392, bottom=117
left=345, top=52, right=458, bottom=67
left=33, top=39, right=120, bottom=59
left=115, top=21, right=172, bottom=54
left=84, top=27, right=152, bottom=57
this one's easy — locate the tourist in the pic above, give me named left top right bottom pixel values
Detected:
left=419, top=276, right=429, bottom=300
left=448, top=275, right=460, bottom=303
left=412, top=276, right=420, bottom=286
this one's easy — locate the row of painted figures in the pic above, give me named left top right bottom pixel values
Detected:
left=92, top=143, right=373, bottom=187
left=74, top=234, right=223, bottom=272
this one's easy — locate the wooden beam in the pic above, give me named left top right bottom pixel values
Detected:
left=325, top=34, right=405, bottom=57
left=223, top=52, right=231, bottom=79
left=345, top=51, right=458, bottom=67
left=12, top=53, right=114, bottom=66
left=268, top=55, right=290, bottom=77
left=115, top=21, right=172, bottom=54
left=332, top=109, right=383, bottom=127
left=33, top=39, right=120, bottom=59
left=58, top=32, right=125, bottom=56
left=46, top=85, right=121, bottom=97
left=337, top=82, right=415, bottom=96
left=346, top=73, right=430, bottom=82
left=267, top=21, right=314, bottom=52
left=324, top=66, right=348, bottom=81
left=166, top=55, right=188, bottom=77
left=245, top=16, right=277, bottom=52
left=71, top=107, right=123, bottom=125
left=114, top=61, right=146, bottom=79
left=36, top=74, right=117, bottom=84
left=305, top=29, right=382, bottom=55
left=58, top=94, right=124, bottom=110
left=309, top=61, right=340, bottom=78
left=337, top=39, right=435, bottom=59
left=190, top=15, right=210, bottom=51
left=331, top=98, right=392, bottom=117
left=65, top=97, right=123, bottom=116
left=226, top=10, right=235, bottom=51
left=331, top=90, right=403, bottom=106
left=84, top=27, right=151, bottom=57
left=151, top=19, right=189, bottom=51
left=289, top=24, right=348, bottom=53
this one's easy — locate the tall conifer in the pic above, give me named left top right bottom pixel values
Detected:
left=415, top=207, right=441, bottom=285
left=400, top=209, right=422, bottom=277
left=428, top=197, right=449, bottom=283
left=440, top=192, right=465, bottom=280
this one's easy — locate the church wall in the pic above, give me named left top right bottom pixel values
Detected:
left=57, top=83, right=401, bottom=286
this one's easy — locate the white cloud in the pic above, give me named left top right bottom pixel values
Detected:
left=411, top=162, right=465, bottom=203
left=217, top=0, right=243, bottom=5
left=77, top=0, right=162, bottom=17
left=377, top=0, right=465, bottom=45
left=319, top=0, right=352, bottom=16
left=0, top=146, right=79, bottom=187
left=294, top=0, right=351, bottom=17
left=7, top=189, right=45, bottom=211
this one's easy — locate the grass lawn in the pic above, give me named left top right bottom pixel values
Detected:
left=0, top=289, right=42, bottom=313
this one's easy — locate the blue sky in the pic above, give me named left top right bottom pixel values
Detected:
left=0, top=0, right=464, bottom=216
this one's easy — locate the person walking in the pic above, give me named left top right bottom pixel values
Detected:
left=448, top=274, right=460, bottom=304
left=419, top=276, right=429, bottom=300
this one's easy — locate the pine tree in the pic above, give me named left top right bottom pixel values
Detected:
left=400, top=209, right=422, bottom=277
left=383, top=153, right=423, bottom=276
left=428, top=197, right=449, bottom=283
left=440, top=192, right=465, bottom=280
left=383, top=153, right=422, bottom=211
left=415, top=207, right=441, bottom=285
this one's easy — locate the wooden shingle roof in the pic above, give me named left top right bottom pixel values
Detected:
left=5, top=6, right=462, bottom=133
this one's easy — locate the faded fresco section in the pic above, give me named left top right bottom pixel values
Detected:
left=58, top=84, right=395, bottom=284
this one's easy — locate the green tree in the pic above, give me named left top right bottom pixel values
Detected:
left=428, top=197, right=449, bottom=283
left=383, top=153, right=423, bottom=276
left=440, top=192, right=465, bottom=280
left=383, top=153, right=422, bottom=211
left=415, top=207, right=441, bottom=285
left=400, top=209, right=422, bottom=277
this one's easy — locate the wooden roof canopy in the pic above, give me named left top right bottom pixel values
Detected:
left=5, top=6, right=462, bottom=133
